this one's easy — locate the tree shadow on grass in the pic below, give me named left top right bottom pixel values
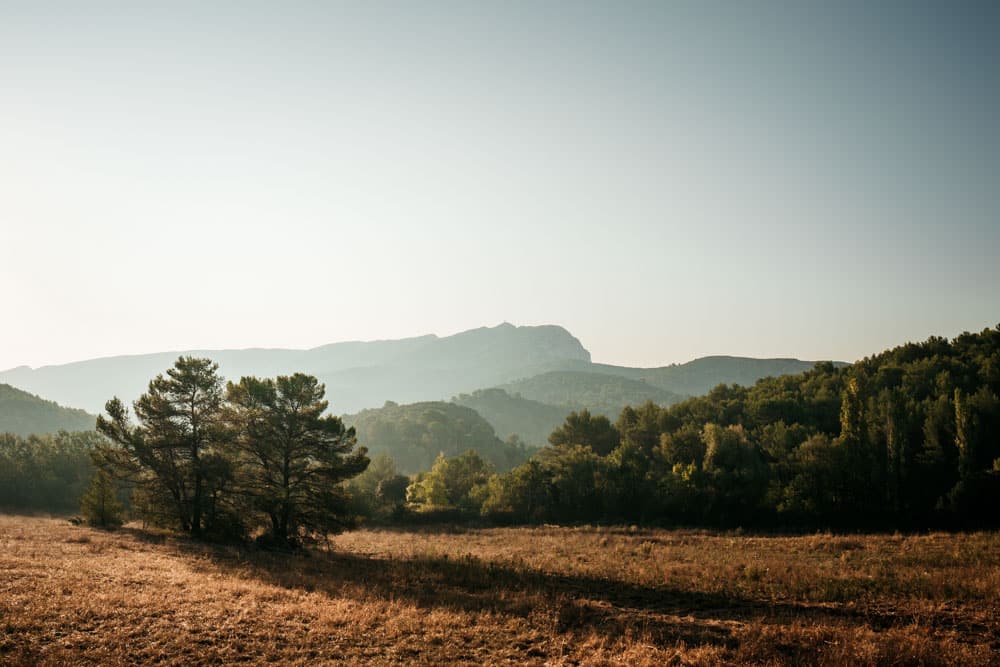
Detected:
left=134, top=530, right=989, bottom=653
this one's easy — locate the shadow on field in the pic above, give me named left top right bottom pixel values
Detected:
left=136, top=530, right=945, bottom=652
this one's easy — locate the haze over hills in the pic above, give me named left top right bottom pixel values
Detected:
left=498, top=371, right=686, bottom=417
left=0, top=324, right=589, bottom=415
left=0, top=324, right=841, bottom=433
left=452, top=388, right=572, bottom=447
left=344, top=400, right=529, bottom=474
left=0, top=384, right=96, bottom=437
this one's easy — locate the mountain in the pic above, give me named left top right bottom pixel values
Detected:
left=0, top=324, right=841, bottom=433
left=0, top=323, right=591, bottom=415
left=0, top=383, right=96, bottom=436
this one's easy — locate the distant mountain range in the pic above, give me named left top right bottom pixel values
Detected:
left=0, top=384, right=96, bottom=436
left=0, top=323, right=843, bottom=444
left=0, top=324, right=589, bottom=415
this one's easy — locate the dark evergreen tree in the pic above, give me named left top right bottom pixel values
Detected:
left=226, top=373, right=369, bottom=546
left=95, top=357, right=231, bottom=536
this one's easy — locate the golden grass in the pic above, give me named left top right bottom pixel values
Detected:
left=1, top=516, right=998, bottom=665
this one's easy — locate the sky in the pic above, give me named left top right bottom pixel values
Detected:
left=1, top=1, right=998, bottom=371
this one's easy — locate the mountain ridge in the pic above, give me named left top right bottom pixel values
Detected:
left=0, top=324, right=842, bottom=420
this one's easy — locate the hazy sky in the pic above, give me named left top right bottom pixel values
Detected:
left=2, top=1, right=998, bottom=370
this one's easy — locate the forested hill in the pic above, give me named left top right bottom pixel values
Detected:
left=632, top=356, right=839, bottom=397
left=0, top=384, right=95, bottom=436
left=499, top=371, right=686, bottom=418
left=452, top=388, right=570, bottom=447
left=344, top=401, right=530, bottom=474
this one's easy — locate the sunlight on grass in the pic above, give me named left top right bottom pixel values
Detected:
left=1, top=516, right=997, bottom=665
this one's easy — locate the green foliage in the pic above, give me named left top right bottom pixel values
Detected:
left=226, top=373, right=370, bottom=546
left=346, top=401, right=528, bottom=474
left=533, top=445, right=606, bottom=522
left=700, top=424, right=770, bottom=523
left=616, top=401, right=667, bottom=454
left=0, top=430, right=101, bottom=511
left=478, top=325, right=1000, bottom=530
left=346, top=452, right=408, bottom=518
left=376, top=474, right=410, bottom=510
left=92, top=357, right=369, bottom=544
left=603, top=440, right=656, bottom=521
left=407, top=450, right=493, bottom=513
left=548, top=409, right=620, bottom=455
left=778, top=434, right=845, bottom=517
left=95, top=356, right=232, bottom=537
left=479, top=459, right=550, bottom=521
left=80, top=470, right=124, bottom=527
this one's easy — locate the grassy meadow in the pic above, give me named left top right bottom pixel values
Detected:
left=1, top=515, right=998, bottom=665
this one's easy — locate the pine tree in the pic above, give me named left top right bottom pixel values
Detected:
left=226, top=373, right=369, bottom=547
left=80, top=470, right=123, bottom=527
left=95, top=356, right=231, bottom=536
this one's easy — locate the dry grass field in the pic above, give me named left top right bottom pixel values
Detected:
left=1, top=515, right=998, bottom=665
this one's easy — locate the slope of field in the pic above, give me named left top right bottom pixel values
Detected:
left=1, top=515, right=997, bottom=665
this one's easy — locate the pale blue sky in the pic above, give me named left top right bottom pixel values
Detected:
left=1, top=1, right=998, bottom=370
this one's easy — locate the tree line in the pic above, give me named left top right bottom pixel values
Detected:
left=0, top=430, right=101, bottom=511
left=393, top=326, right=1000, bottom=529
left=3, top=326, right=998, bottom=534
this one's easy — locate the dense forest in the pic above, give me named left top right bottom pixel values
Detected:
left=0, top=431, right=101, bottom=511
left=394, top=326, right=1000, bottom=529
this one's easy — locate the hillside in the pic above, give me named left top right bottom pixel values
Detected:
left=343, top=400, right=531, bottom=474
left=553, top=357, right=833, bottom=397
left=0, top=384, right=95, bottom=436
left=633, top=356, right=839, bottom=396
left=499, top=371, right=687, bottom=418
left=452, top=388, right=570, bottom=447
